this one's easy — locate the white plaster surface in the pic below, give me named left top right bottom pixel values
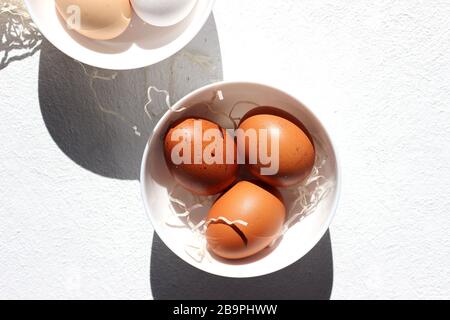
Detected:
left=1, top=0, right=450, bottom=299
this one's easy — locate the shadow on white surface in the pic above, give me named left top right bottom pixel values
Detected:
left=0, top=7, right=42, bottom=70
left=39, top=39, right=152, bottom=179
left=38, top=15, right=222, bottom=180
left=38, top=14, right=334, bottom=299
left=151, top=231, right=333, bottom=300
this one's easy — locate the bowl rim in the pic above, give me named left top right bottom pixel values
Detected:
left=24, top=0, right=216, bottom=70
left=140, top=80, right=342, bottom=278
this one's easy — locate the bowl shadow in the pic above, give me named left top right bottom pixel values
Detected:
left=151, top=230, right=333, bottom=300
left=38, top=14, right=222, bottom=180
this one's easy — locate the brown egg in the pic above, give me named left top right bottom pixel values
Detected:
left=164, top=118, right=238, bottom=196
left=238, top=113, right=315, bottom=187
left=55, top=0, right=132, bottom=40
left=206, top=181, right=286, bottom=259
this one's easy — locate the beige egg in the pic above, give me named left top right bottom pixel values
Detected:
left=55, top=0, right=132, bottom=40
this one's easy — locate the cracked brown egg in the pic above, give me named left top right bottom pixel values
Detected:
left=238, top=112, right=315, bottom=188
left=55, top=0, right=132, bottom=40
left=164, top=118, right=239, bottom=196
left=206, top=181, right=286, bottom=259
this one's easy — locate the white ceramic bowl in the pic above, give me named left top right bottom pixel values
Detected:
left=141, top=81, right=341, bottom=278
left=24, top=0, right=215, bottom=70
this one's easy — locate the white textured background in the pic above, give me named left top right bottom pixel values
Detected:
left=1, top=0, right=450, bottom=299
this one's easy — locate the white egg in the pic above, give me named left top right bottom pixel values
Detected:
left=131, top=0, right=198, bottom=27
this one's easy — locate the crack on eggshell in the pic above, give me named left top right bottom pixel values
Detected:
left=206, top=217, right=249, bottom=246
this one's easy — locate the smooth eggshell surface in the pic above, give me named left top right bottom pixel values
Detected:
left=206, top=181, right=286, bottom=260
left=55, top=0, right=132, bottom=40
left=131, top=0, right=198, bottom=27
left=238, top=114, right=316, bottom=188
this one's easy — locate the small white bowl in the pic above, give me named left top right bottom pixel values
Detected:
left=24, top=0, right=215, bottom=70
left=140, top=81, right=341, bottom=278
